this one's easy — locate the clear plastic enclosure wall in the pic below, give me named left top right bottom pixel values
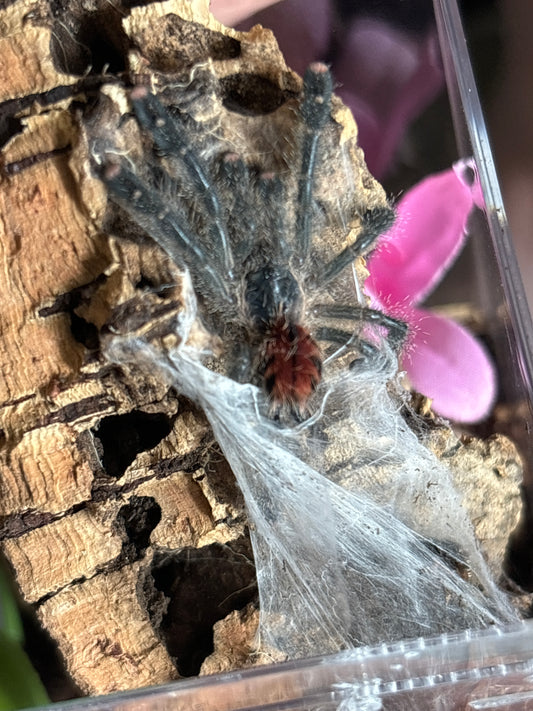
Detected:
left=433, top=0, right=533, bottom=595
left=21, top=622, right=533, bottom=710
left=25, top=0, right=533, bottom=710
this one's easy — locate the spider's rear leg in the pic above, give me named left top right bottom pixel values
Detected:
left=314, top=206, right=395, bottom=287
left=129, top=86, right=233, bottom=277
left=313, top=303, right=408, bottom=352
left=313, top=302, right=407, bottom=373
left=314, top=325, right=395, bottom=374
left=315, top=325, right=378, bottom=358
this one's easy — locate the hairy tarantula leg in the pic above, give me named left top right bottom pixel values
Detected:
left=103, top=162, right=232, bottom=303
left=218, top=153, right=256, bottom=260
left=315, top=206, right=395, bottom=287
left=258, top=172, right=291, bottom=261
left=295, top=62, right=333, bottom=264
left=314, top=324, right=382, bottom=358
left=129, top=86, right=234, bottom=277
left=314, top=302, right=408, bottom=350
left=314, top=326, right=391, bottom=370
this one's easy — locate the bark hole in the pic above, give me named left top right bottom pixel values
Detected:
left=146, top=541, right=257, bottom=676
left=69, top=313, right=100, bottom=350
left=92, top=411, right=173, bottom=478
left=48, top=1, right=129, bottom=75
left=38, top=277, right=107, bottom=351
left=115, top=495, right=162, bottom=561
left=220, top=73, right=293, bottom=115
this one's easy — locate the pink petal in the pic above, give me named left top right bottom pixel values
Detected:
left=453, top=159, right=485, bottom=210
left=402, top=308, right=497, bottom=423
left=334, top=19, right=444, bottom=177
left=210, top=0, right=283, bottom=26
left=366, top=158, right=481, bottom=308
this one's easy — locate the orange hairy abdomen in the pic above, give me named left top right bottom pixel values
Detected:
left=262, top=318, right=322, bottom=412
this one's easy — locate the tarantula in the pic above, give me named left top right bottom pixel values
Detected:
left=98, top=62, right=407, bottom=417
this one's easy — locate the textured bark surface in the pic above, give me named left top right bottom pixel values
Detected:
left=0, top=0, right=525, bottom=699
left=0, top=0, right=268, bottom=694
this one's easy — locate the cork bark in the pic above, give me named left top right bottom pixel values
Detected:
left=0, top=0, right=267, bottom=694
left=0, top=0, right=525, bottom=698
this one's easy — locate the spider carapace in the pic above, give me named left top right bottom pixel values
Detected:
left=100, top=62, right=407, bottom=418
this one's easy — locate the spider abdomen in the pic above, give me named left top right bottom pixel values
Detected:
left=262, top=318, right=322, bottom=414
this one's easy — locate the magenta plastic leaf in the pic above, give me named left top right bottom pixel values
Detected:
left=366, top=159, right=480, bottom=307
left=403, top=308, right=497, bottom=423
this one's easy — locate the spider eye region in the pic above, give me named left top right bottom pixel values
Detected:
left=262, top=319, right=322, bottom=414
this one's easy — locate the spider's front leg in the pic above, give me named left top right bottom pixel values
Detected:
left=292, top=62, right=395, bottom=286
left=294, top=62, right=333, bottom=266
left=314, top=206, right=396, bottom=287
left=99, top=86, right=238, bottom=310
left=128, top=86, right=233, bottom=278
left=102, top=162, right=232, bottom=305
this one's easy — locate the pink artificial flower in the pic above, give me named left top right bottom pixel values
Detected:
left=365, top=159, right=496, bottom=424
